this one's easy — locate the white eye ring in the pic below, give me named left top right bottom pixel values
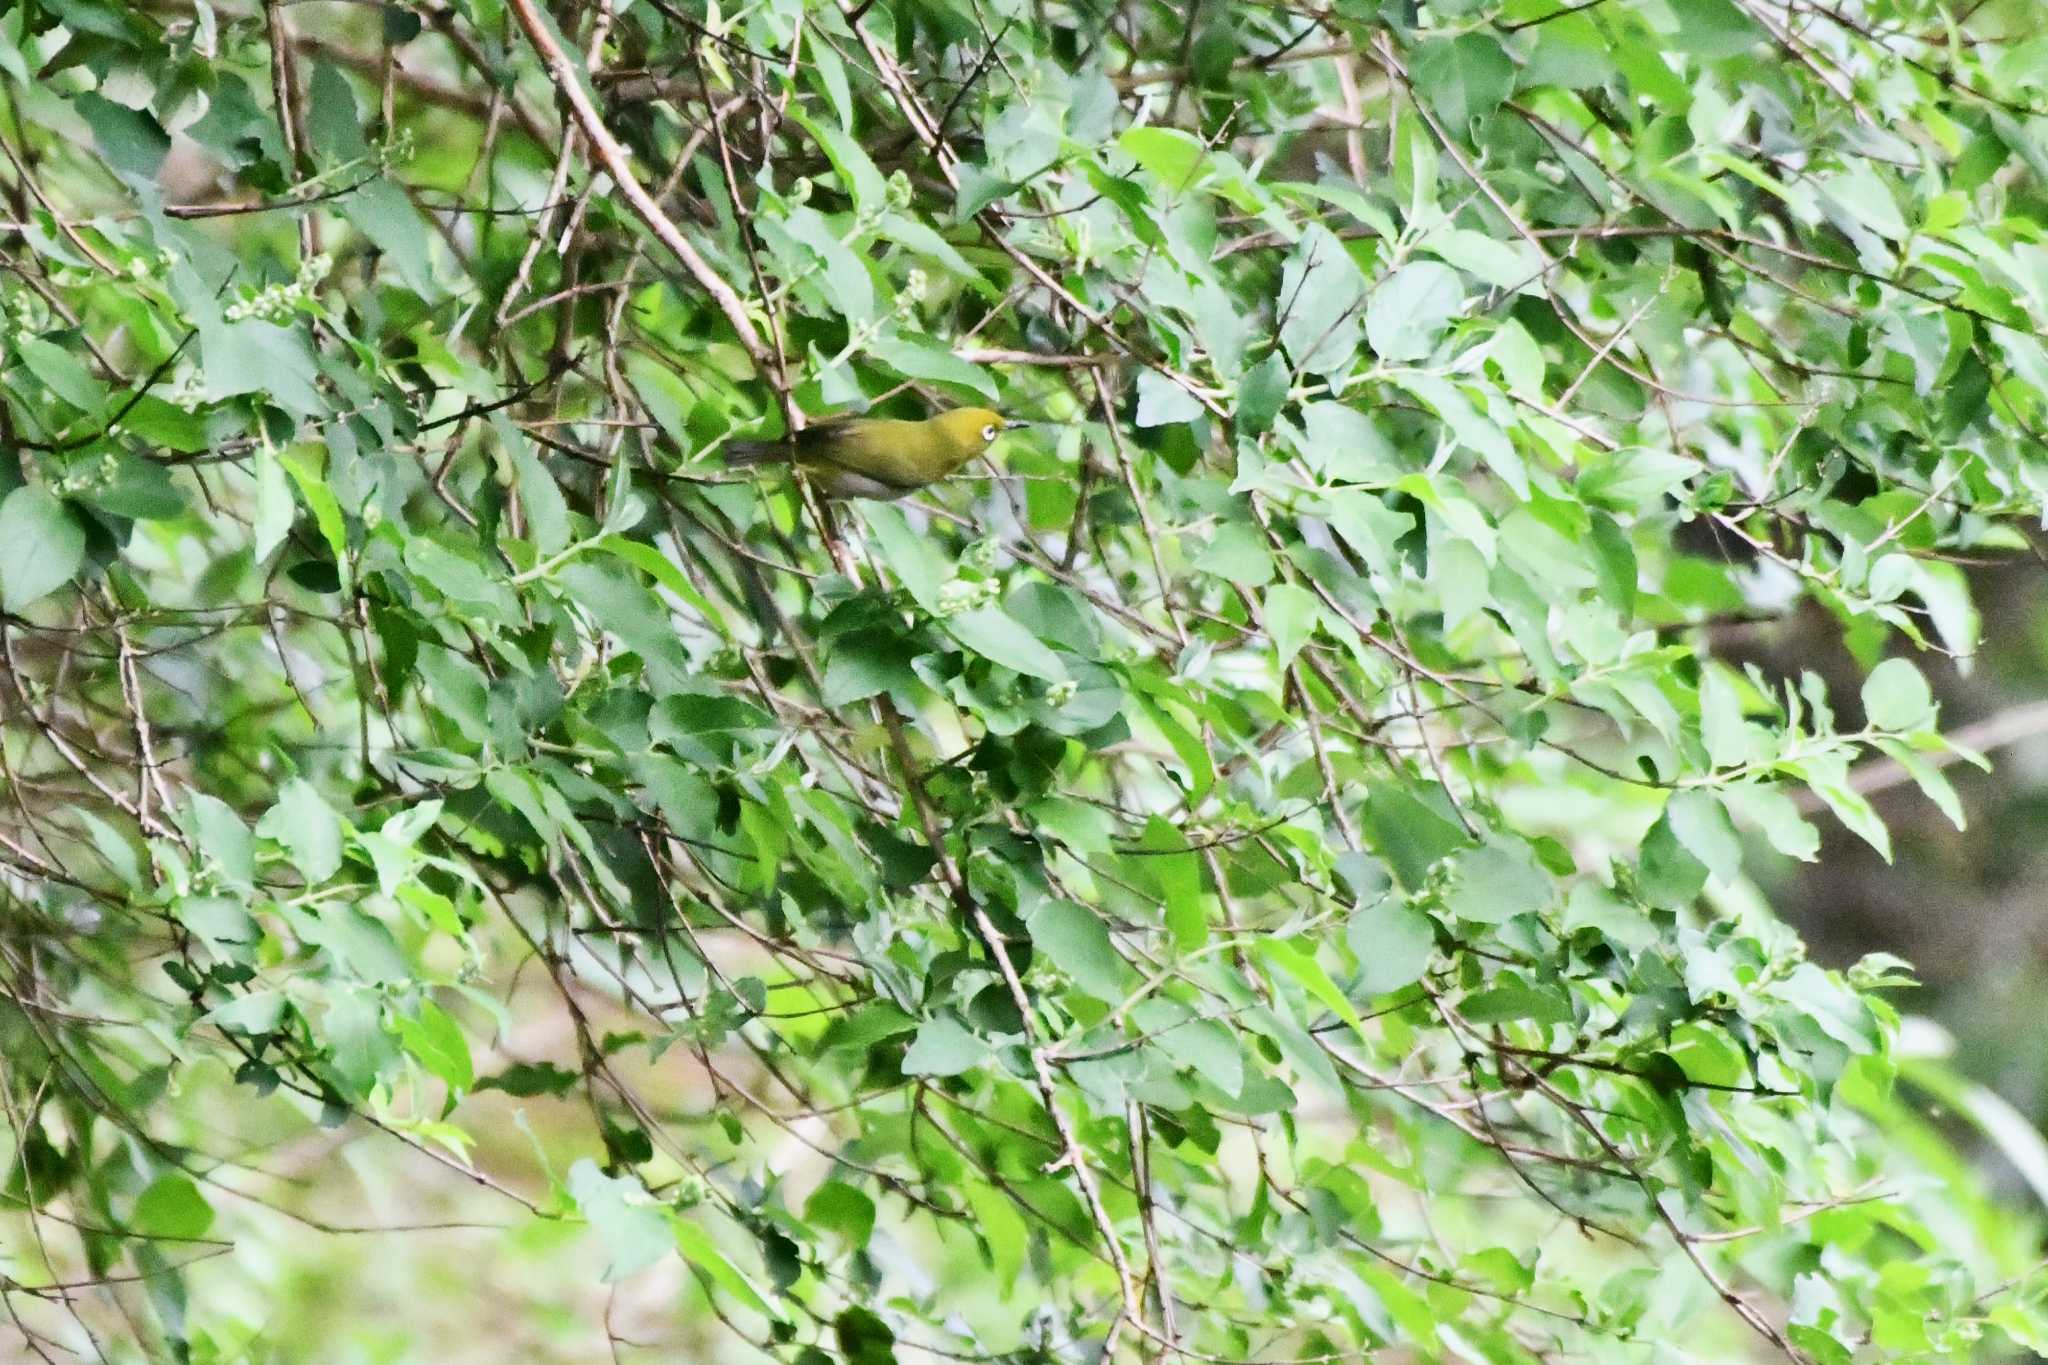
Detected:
left=981, top=423, right=998, bottom=442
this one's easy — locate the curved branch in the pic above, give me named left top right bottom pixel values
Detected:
left=504, top=0, right=774, bottom=378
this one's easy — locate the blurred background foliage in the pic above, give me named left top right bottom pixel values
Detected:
left=6, top=0, right=2048, bottom=1361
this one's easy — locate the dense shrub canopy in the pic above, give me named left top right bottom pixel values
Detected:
left=4, top=0, right=2048, bottom=1359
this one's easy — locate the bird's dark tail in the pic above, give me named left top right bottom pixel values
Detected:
left=722, top=439, right=794, bottom=467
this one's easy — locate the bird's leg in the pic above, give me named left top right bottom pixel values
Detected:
left=818, top=488, right=845, bottom=550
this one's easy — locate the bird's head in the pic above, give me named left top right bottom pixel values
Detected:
left=932, top=407, right=1028, bottom=456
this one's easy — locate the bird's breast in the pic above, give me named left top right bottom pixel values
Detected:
left=809, top=465, right=919, bottom=500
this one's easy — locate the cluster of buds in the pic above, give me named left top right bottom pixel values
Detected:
left=935, top=576, right=1001, bottom=617
left=165, top=370, right=208, bottom=412
left=885, top=170, right=915, bottom=212
left=671, top=1172, right=708, bottom=1209
left=380, top=126, right=416, bottom=167
left=879, top=266, right=929, bottom=328
left=48, top=449, right=122, bottom=498
left=121, top=247, right=176, bottom=281
left=224, top=252, right=332, bottom=323
left=4, top=288, right=50, bottom=334
left=959, top=536, right=999, bottom=572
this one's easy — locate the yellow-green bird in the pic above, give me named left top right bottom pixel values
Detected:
left=722, top=407, right=1028, bottom=499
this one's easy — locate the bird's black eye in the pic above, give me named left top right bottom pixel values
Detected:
left=982, top=424, right=997, bottom=441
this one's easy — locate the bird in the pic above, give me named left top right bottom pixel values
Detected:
left=721, top=407, right=1028, bottom=499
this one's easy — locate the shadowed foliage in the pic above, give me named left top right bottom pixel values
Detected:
left=3, top=0, right=2048, bottom=1360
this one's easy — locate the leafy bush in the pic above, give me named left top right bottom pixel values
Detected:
left=3, top=0, right=2048, bottom=1359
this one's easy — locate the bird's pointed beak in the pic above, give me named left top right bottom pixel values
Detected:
left=1005, top=420, right=1033, bottom=431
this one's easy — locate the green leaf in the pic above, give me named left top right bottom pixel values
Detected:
left=256, top=778, right=343, bottom=883
left=343, top=177, right=441, bottom=298
left=804, top=1180, right=877, bottom=1249
left=1264, top=582, right=1319, bottom=668
left=1119, top=125, right=1209, bottom=188
left=1411, top=35, right=1515, bottom=130
left=1237, top=351, right=1290, bottom=436
left=1136, top=689, right=1216, bottom=802
left=1820, top=163, right=1910, bottom=243
left=1875, top=740, right=1965, bottom=831
left=0, top=487, right=86, bottom=611
left=176, top=895, right=260, bottom=954
left=18, top=336, right=107, bottom=416
left=789, top=106, right=886, bottom=208
left=1006, top=582, right=1100, bottom=654
left=1278, top=225, right=1367, bottom=378
left=416, top=647, right=491, bottom=745
left=281, top=450, right=351, bottom=586
left=1442, top=837, right=1551, bottom=924
left=568, top=1159, right=673, bottom=1283
left=201, top=319, right=323, bottom=416
left=1300, top=401, right=1401, bottom=481
left=1698, top=666, right=1758, bottom=768
left=860, top=503, right=947, bottom=611
left=1137, top=815, right=1207, bottom=950
left=817, top=1003, right=918, bottom=1054
left=1366, top=262, right=1465, bottom=363
left=835, top=1305, right=897, bottom=1365
left=383, top=4, right=423, bottom=41
left=1196, top=522, right=1274, bottom=587
left=1193, top=282, right=1249, bottom=377
left=497, top=417, right=569, bottom=554
left=206, top=989, right=285, bottom=1035
left=72, top=449, right=190, bottom=519
left=1666, top=788, right=1742, bottom=884
left=1668, top=0, right=1766, bottom=57
left=307, top=64, right=370, bottom=161
left=780, top=207, right=875, bottom=321
left=1462, top=982, right=1573, bottom=1026
left=407, top=536, right=519, bottom=619
left=133, top=1175, right=216, bottom=1241
left=253, top=444, right=294, bottom=562
left=1422, top=227, right=1540, bottom=290
left=74, top=91, right=170, bottom=179
left=965, top=1183, right=1028, bottom=1283
left=821, top=632, right=919, bottom=706
left=954, top=164, right=1015, bottom=220
left=1027, top=900, right=1132, bottom=1001
left=1639, top=808, right=1709, bottom=908
left=1365, top=784, right=1471, bottom=890
left=477, top=1061, right=580, bottom=1097
left=902, top=1016, right=985, bottom=1076
left=869, top=334, right=998, bottom=401
left=559, top=561, right=694, bottom=690
left=392, top=1000, right=475, bottom=1094
left=1136, top=999, right=1244, bottom=1098
left=595, top=534, right=729, bottom=639
left=1346, top=899, right=1435, bottom=995
left=189, top=792, right=255, bottom=891
left=878, top=212, right=986, bottom=289
left=120, top=395, right=207, bottom=452
left=1258, top=937, right=1368, bottom=1046
left=1398, top=374, right=1526, bottom=498
left=945, top=607, right=1069, bottom=681
left=1862, top=657, right=1933, bottom=731
left=77, top=809, right=142, bottom=889
left=1807, top=776, right=1893, bottom=862
left=1135, top=369, right=1205, bottom=427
